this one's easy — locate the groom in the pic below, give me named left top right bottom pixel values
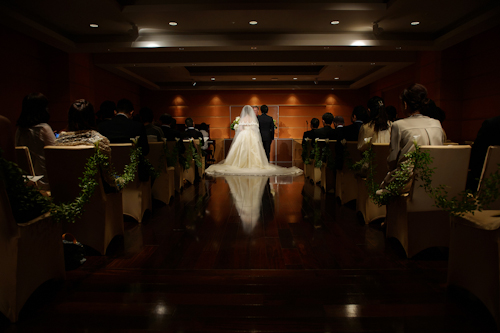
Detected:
left=257, top=105, right=275, bottom=161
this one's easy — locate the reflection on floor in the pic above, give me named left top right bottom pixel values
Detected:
left=1, top=175, right=497, bottom=332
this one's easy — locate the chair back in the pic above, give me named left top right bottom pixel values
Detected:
left=15, top=146, right=35, bottom=176
left=44, top=145, right=97, bottom=201
left=148, top=142, right=164, bottom=171
left=478, top=146, right=500, bottom=209
left=109, top=143, right=133, bottom=174
left=409, top=145, right=471, bottom=211
left=371, top=143, right=390, bottom=185
left=0, top=168, right=18, bottom=241
left=345, top=141, right=362, bottom=168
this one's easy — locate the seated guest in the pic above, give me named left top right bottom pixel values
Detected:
left=0, top=115, right=16, bottom=163
left=140, top=107, right=164, bottom=142
left=98, top=98, right=149, bottom=181
left=199, top=122, right=210, bottom=150
left=315, top=113, right=336, bottom=140
left=96, top=100, right=115, bottom=125
left=358, top=96, right=392, bottom=151
left=341, top=106, right=367, bottom=142
left=467, top=115, right=500, bottom=191
left=333, top=116, right=345, bottom=140
left=55, top=99, right=118, bottom=191
left=386, top=105, right=398, bottom=122
left=159, top=113, right=182, bottom=141
left=302, top=118, right=320, bottom=141
left=15, top=93, right=56, bottom=189
left=183, top=117, right=204, bottom=141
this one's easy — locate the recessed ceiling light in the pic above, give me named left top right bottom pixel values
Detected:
left=211, top=77, right=215, bottom=81
left=169, top=21, right=178, bottom=26
left=370, top=62, right=376, bottom=65
left=324, top=46, right=330, bottom=49
left=330, top=20, right=340, bottom=25
left=249, top=20, right=258, bottom=25
left=146, top=43, right=160, bottom=48
left=293, top=77, right=298, bottom=80
left=396, top=46, right=402, bottom=50
left=334, top=77, right=339, bottom=80
left=251, top=47, right=257, bottom=50
left=252, top=77, right=257, bottom=80
left=311, top=63, right=316, bottom=65
left=411, top=21, right=420, bottom=26
left=90, top=23, right=99, bottom=28
left=179, top=47, right=184, bottom=50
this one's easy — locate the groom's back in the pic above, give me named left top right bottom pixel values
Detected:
left=258, top=114, right=274, bottom=141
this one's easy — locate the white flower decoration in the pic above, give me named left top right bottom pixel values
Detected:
left=234, top=124, right=239, bottom=131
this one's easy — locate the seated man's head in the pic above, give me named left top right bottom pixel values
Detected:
left=185, top=117, right=194, bottom=128
left=98, top=100, right=115, bottom=120
left=159, top=113, right=172, bottom=126
left=261, top=105, right=268, bottom=114
left=334, top=116, right=344, bottom=128
left=116, top=99, right=134, bottom=118
left=322, top=112, right=334, bottom=126
left=351, top=105, right=367, bottom=123
left=310, top=118, right=319, bottom=129
left=68, top=99, right=95, bottom=131
left=139, top=107, right=154, bottom=125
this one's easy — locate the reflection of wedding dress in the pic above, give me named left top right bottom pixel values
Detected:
left=224, top=176, right=268, bottom=234
left=205, top=105, right=302, bottom=176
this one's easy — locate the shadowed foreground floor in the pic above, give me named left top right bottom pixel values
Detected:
left=1, top=175, right=497, bottom=332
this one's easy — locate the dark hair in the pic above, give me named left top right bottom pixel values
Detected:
left=116, top=98, right=134, bottom=114
left=261, top=105, right=269, bottom=114
left=367, top=96, right=389, bottom=132
left=200, top=122, right=208, bottom=131
left=352, top=105, right=367, bottom=123
left=68, top=99, right=95, bottom=131
left=386, top=105, right=397, bottom=122
left=400, top=83, right=431, bottom=113
left=159, top=113, right=172, bottom=125
left=322, top=112, right=334, bottom=125
left=310, top=118, right=320, bottom=129
left=98, top=100, right=115, bottom=120
left=334, top=116, right=344, bottom=125
left=139, top=107, right=154, bottom=123
left=185, top=117, right=194, bottom=127
left=423, top=100, right=446, bottom=123
left=17, top=93, right=50, bottom=128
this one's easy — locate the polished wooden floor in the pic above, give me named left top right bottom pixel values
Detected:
left=1, top=175, right=497, bottom=332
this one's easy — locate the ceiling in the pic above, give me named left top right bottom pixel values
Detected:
left=2, top=0, right=500, bottom=90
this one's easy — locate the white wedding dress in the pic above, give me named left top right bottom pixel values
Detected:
left=205, top=105, right=302, bottom=176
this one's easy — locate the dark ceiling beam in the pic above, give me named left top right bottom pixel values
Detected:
left=93, top=50, right=416, bottom=66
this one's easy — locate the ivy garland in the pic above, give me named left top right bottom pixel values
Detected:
left=360, top=143, right=500, bottom=217
left=301, top=139, right=311, bottom=165
left=190, top=140, right=203, bottom=168
left=177, top=139, right=190, bottom=170
left=322, top=141, right=335, bottom=170
left=0, top=143, right=143, bottom=223
left=313, top=140, right=323, bottom=168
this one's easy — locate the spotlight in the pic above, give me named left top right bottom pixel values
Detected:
left=314, top=79, right=318, bottom=85
left=192, top=81, right=197, bottom=87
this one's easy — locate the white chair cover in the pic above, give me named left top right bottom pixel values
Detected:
left=385, top=145, right=471, bottom=257
left=149, top=142, right=175, bottom=204
left=44, top=145, right=124, bottom=254
left=336, top=141, right=361, bottom=204
left=477, top=146, right=500, bottom=209
left=0, top=169, right=65, bottom=322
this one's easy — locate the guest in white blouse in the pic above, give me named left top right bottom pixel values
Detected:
left=387, top=83, right=445, bottom=170
left=15, top=93, right=56, bottom=189
left=358, top=96, right=392, bottom=151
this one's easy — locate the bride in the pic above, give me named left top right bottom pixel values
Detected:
left=205, top=105, right=302, bottom=176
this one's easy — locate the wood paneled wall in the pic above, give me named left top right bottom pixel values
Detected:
left=0, top=27, right=141, bottom=132
left=369, top=25, right=500, bottom=143
left=142, top=89, right=368, bottom=139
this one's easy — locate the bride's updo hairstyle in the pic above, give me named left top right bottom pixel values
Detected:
left=400, top=83, right=431, bottom=114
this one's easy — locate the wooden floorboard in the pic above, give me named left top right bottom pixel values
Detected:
left=1, top=175, right=497, bottom=332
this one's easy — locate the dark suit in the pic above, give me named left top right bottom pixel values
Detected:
left=315, top=125, right=337, bottom=140
left=303, top=128, right=319, bottom=141
left=340, top=121, right=363, bottom=142
left=161, top=125, right=182, bottom=141
left=98, top=113, right=150, bottom=181
left=467, top=116, right=500, bottom=191
left=257, top=113, right=275, bottom=161
left=183, top=127, right=203, bottom=141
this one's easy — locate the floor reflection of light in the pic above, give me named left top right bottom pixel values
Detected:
left=344, top=304, right=359, bottom=317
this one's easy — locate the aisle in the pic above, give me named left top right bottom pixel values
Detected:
left=1, top=175, right=496, bottom=332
